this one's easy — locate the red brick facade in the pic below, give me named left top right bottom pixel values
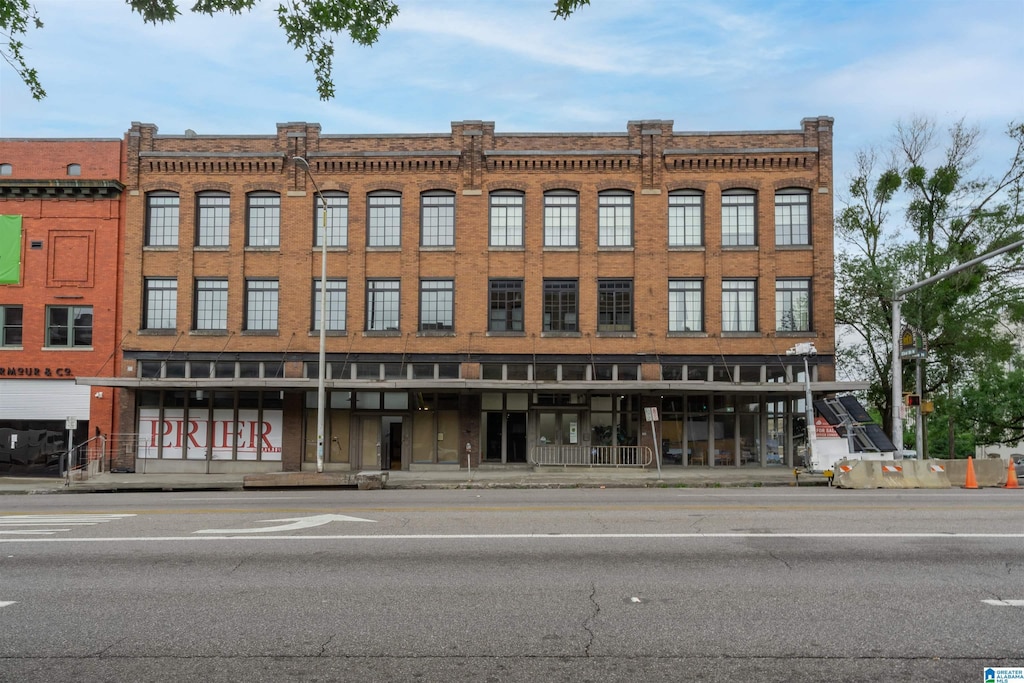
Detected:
left=103, top=117, right=849, bottom=473
left=0, top=139, right=125, bottom=473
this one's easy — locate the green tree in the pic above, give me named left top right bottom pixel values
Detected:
left=836, top=117, right=1024, bottom=456
left=2, top=0, right=591, bottom=101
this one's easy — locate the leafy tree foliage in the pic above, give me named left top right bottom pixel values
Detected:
left=2, top=0, right=591, bottom=101
left=836, top=118, right=1024, bottom=456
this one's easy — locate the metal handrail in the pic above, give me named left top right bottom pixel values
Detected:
left=530, top=445, right=653, bottom=468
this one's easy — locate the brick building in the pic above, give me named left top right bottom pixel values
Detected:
left=0, top=139, right=125, bottom=474
left=86, top=117, right=863, bottom=474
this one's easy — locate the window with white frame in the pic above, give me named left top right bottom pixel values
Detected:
left=313, top=279, right=347, bottom=332
left=722, top=190, right=756, bottom=246
left=368, top=192, right=402, bottom=247
left=419, top=279, right=454, bottom=331
left=314, top=191, right=348, bottom=248
left=490, top=191, right=524, bottom=247
left=146, top=192, right=179, bottom=247
left=668, top=279, right=703, bottom=332
left=668, top=191, right=703, bottom=246
left=197, top=192, right=230, bottom=247
left=775, top=189, right=810, bottom=246
left=46, top=305, right=92, bottom=347
left=421, top=191, right=455, bottom=247
left=366, top=279, right=400, bottom=331
left=247, top=192, right=280, bottom=247
left=598, top=191, right=633, bottom=247
left=143, top=278, right=177, bottom=330
left=245, top=279, right=279, bottom=331
left=597, top=279, right=633, bottom=332
left=194, top=279, right=228, bottom=330
left=544, top=191, right=578, bottom=247
left=722, top=279, right=757, bottom=332
left=776, top=278, right=811, bottom=332
left=1, top=305, right=23, bottom=346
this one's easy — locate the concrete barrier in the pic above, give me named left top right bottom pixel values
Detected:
left=936, top=458, right=1006, bottom=488
left=834, top=460, right=883, bottom=489
left=902, top=460, right=950, bottom=488
left=833, top=459, right=952, bottom=489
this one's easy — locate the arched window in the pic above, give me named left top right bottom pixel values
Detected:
left=420, top=190, right=455, bottom=247
left=543, top=190, right=578, bottom=247
left=313, top=191, right=348, bottom=248
left=721, top=189, right=756, bottom=246
left=775, top=188, right=810, bottom=246
left=367, top=191, right=402, bottom=247
left=0, top=163, right=12, bottom=176
left=66, top=164, right=81, bottom=176
left=145, top=191, right=179, bottom=247
left=598, top=190, right=633, bottom=247
left=489, top=190, right=524, bottom=247
left=668, top=190, right=703, bottom=246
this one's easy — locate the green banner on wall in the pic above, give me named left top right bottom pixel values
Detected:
left=0, top=215, right=22, bottom=284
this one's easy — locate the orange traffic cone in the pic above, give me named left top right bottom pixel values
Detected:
left=964, top=456, right=979, bottom=489
left=1005, top=459, right=1020, bottom=489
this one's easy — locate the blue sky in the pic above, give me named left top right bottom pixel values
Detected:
left=1, top=0, right=1022, bottom=187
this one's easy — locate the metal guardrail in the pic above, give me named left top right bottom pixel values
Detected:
left=530, top=445, right=654, bottom=467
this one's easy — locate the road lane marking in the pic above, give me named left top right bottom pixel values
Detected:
left=2, top=532, right=1024, bottom=544
left=0, top=514, right=136, bottom=535
left=194, top=513, right=376, bottom=534
left=982, top=600, right=1024, bottom=606
left=0, top=601, right=16, bottom=608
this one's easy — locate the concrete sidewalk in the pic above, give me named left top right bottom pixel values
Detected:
left=0, top=465, right=824, bottom=494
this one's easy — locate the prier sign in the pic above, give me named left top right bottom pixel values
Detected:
left=138, top=409, right=282, bottom=461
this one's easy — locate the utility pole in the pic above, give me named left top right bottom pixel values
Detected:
left=891, top=237, right=1024, bottom=454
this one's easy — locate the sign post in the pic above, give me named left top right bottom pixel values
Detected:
left=64, top=416, right=78, bottom=478
left=644, top=407, right=662, bottom=477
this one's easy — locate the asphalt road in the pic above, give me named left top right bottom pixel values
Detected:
left=1, top=488, right=1022, bottom=682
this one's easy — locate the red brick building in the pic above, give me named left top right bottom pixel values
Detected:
left=88, top=117, right=861, bottom=474
left=0, top=139, right=125, bottom=475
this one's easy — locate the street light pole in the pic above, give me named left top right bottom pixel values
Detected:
left=293, top=156, right=327, bottom=474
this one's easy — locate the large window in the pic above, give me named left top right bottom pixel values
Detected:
left=722, top=190, right=756, bottom=247
left=245, top=279, right=279, bottom=331
left=368, top=192, right=402, bottom=247
left=313, top=279, right=347, bottom=332
left=366, top=279, right=400, bottom=331
left=598, top=279, right=633, bottom=332
left=490, top=191, right=524, bottom=247
left=543, top=279, right=578, bottom=332
left=247, top=192, right=280, bottom=247
left=776, top=278, right=811, bottom=332
left=144, top=278, right=177, bottom=330
left=489, top=279, right=524, bottom=332
left=197, top=192, right=230, bottom=247
left=46, top=305, right=92, bottom=347
left=421, top=191, right=455, bottom=247
left=145, top=192, right=179, bottom=247
left=419, top=279, right=454, bottom=331
left=668, top=191, right=703, bottom=246
left=669, top=279, right=703, bottom=332
left=0, top=305, right=23, bottom=346
left=544, top=191, right=578, bottom=247
left=722, top=279, right=757, bottom=332
left=195, top=279, right=228, bottom=330
left=598, top=191, right=633, bottom=247
left=314, top=191, right=348, bottom=248
left=775, top=189, right=810, bottom=246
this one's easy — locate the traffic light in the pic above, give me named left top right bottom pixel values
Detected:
left=905, top=394, right=921, bottom=407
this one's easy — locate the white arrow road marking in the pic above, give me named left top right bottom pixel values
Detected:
left=0, top=514, right=135, bottom=535
left=982, top=599, right=1024, bottom=606
left=0, top=601, right=16, bottom=608
left=194, top=513, right=376, bottom=534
